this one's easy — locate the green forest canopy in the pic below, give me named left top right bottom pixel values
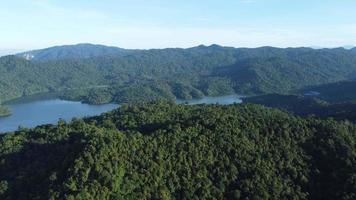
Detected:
left=0, top=106, right=10, bottom=117
left=0, top=102, right=355, bottom=199
left=1, top=45, right=356, bottom=104
left=243, top=80, right=356, bottom=122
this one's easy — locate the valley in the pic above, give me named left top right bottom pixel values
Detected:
left=2, top=1, right=356, bottom=199
left=2, top=44, right=356, bottom=105
left=0, top=44, right=355, bottom=200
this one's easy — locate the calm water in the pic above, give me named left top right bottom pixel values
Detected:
left=0, top=99, right=118, bottom=133
left=177, top=95, right=242, bottom=105
left=0, top=95, right=242, bottom=133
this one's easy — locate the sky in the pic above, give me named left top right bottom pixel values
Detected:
left=1, top=0, right=356, bottom=52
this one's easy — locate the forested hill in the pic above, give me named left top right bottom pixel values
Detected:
left=16, top=43, right=136, bottom=61
left=1, top=45, right=356, bottom=103
left=243, top=94, right=356, bottom=122
left=0, top=102, right=355, bottom=199
left=301, top=80, right=356, bottom=103
left=242, top=80, right=356, bottom=122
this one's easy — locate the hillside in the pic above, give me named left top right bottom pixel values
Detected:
left=16, top=44, right=136, bottom=61
left=237, top=80, right=356, bottom=121
left=301, top=80, right=356, bottom=103
left=243, top=94, right=356, bottom=122
left=0, top=102, right=355, bottom=199
left=1, top=45, right=356, bottom=103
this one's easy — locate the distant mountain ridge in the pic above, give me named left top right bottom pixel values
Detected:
left=342, top=45, right=355, bottom=50
left=309, top=45, right=355, bottom=50
left=2, top=44, right=356, bottom=103
left=16, top=43, right=136, bottom=61
left=0, top=49, right=24, bottom=57
left=16, top=43, right=356, bottom=61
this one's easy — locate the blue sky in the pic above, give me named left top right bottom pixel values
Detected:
left=1, top=0, right=356, bottom=51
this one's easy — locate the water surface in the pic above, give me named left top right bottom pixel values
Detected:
left=177, top=95, right=242, bottom=105
left=0, top=95, right=242, bottom=133
left=0, top=99, right=118, bottom=133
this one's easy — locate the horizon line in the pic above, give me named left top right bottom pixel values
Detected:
left=2, top=43, right=355, bottom=54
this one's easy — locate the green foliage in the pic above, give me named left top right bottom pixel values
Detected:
left=112, top=80, right=176, bottom=104
left=201, top=77, right=235, bottom=96
left=244, top=94, right=356, bottom=122
left=2, top=46, right=356, bottom=103
left=302, top=80, right=356, bottom=103
left=0, top=105, right=10, bottom=117
left=59, top=81, right=201, bottom=104
left=0, top=181, right=8, bottom=195
left=17, top=43, right=136, bottom=61
left=170, top=82, right=204, bottom=100
left=0, top=102, right=355, bottom=199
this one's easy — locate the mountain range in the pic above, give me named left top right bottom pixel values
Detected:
left=1, top=43, right=356, bottom=104
left=12, top=43, right=356, bottom=61
left=1, top=44, right=356, bottom=199
left=16, top=43, right=136, bottom=61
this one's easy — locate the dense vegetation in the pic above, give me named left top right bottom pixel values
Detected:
left=2, top=45, right=356, bottom=104
left=2, top=44, right=356, bottom=199
left=59, top=80, right=204, bottom=104
left=301, top=80, right=356, bottom=103
left=244, top=94, right=356, bottom=122
left=0, top=106, right=10, bottom=117
left=0, top=102, right=355, bottom=199
left=17, top=43, right=136, bottom=61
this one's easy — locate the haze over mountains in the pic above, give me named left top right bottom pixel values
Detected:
left=16, top=43, right=136, bottom=61
left=0, top=49, right=24, bottom=57
left=13, top=43, right=356, bottom=61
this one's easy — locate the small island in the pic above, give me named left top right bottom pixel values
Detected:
left=0, top=105, right=11, bottom=117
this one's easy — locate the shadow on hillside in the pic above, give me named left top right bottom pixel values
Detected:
left=0, top=132, right=86, bottom=199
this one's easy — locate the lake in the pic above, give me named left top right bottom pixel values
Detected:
left=177, top=95, right=242, bottom=105
left=0, top=95, right=242, bottom=133
left=0, top=99, right=119, bottom=133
